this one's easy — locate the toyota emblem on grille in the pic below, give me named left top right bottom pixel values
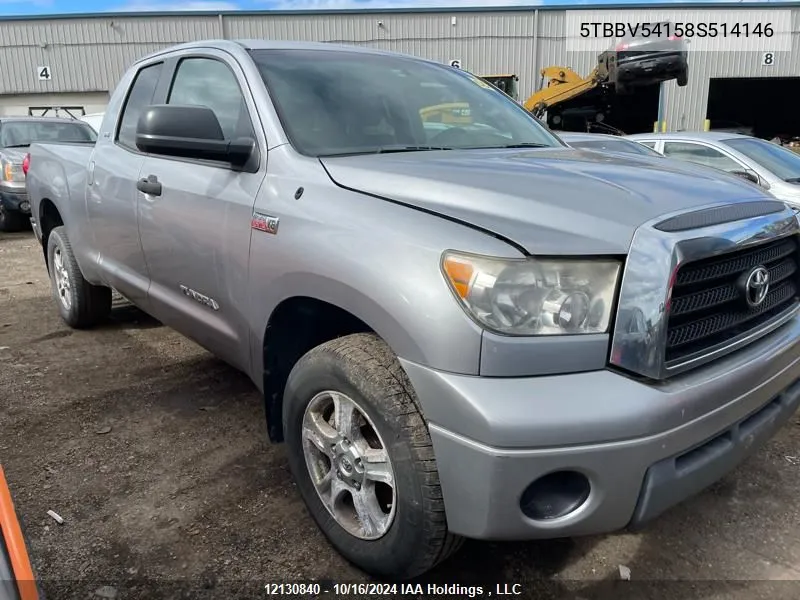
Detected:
left=744, top=265, right=770, bottom=307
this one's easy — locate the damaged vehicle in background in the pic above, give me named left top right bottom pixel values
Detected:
left=0, top=116, right=96, bottom=232
left=599, top=21, right=689, bottom=94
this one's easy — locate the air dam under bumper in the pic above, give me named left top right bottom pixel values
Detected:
left=399, top=317, right=800, bottom=541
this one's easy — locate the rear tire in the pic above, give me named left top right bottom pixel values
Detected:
left=677, top=68, right=688, bottom=87
left=47, top=226, right=112, bottom=328
left=283, top=333, right=463, bottom=580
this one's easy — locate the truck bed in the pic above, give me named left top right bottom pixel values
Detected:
left=27, top=141, right=95, bottom=227
left=26, top=141, right=97, bottom=258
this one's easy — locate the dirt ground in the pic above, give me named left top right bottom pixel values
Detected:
left=2, top=229, right=800, bottom=600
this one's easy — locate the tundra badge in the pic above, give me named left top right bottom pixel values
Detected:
left=251, top=212, right=279, bottom=235
left=180, top=285, right=220, bottom=311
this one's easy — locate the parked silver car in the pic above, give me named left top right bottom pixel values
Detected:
left=627, top=132, right=800, bottom=207
left=559, top=132, right=665, bottom=157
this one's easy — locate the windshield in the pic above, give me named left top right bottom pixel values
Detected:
left=0, top=120, right=97, bottom=148
left=566, top=137, right=663, bottom=156
left=724, top=138, right=800, bottom=182
left=250, top=49, right=562, bottom=157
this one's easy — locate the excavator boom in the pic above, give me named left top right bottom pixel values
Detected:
left=523, top=65, right=608, bottom=118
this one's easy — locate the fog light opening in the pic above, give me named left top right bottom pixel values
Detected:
left=520, top=470, right=591, bottom=521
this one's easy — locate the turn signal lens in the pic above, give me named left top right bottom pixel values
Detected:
left=443, top=255, right=475, bottom=299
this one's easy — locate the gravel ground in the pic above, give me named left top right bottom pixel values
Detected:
left=2, top=230, right=800, bottom=600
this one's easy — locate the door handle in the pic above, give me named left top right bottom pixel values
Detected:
left=137, top=175, right=162, bottom=196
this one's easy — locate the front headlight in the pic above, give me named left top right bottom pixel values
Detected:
left=1, top=160, right=24, bottom=184
left=441, top=251, right=622, bottom=336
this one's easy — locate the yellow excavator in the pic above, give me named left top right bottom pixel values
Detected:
left=485, top=30, right=689, bottom=121
left=480, top=74, right=520, bottom=101
left=421, top=42, right=686, bottom=129
left=522, top=64, right=611, bottom=119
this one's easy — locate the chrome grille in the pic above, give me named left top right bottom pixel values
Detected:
left=665, top=236, right=800, bottom=364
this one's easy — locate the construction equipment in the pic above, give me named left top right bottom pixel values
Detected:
left=523, top=64, right=611, bottom=120
left=521, top=29, right=688, bottom=121
left=479, top=74, right=520, bottom=101
left=419, top=103, right=472, bottom=125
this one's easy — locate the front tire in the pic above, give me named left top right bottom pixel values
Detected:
left=283, top=333, right=463, bottom=580
left=47, top=226, right=112, bottom=328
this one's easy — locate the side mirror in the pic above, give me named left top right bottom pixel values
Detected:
left=135, top=104, right=255, bottom=169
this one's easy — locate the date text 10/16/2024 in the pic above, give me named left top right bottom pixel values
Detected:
left=265, top=583, right=525, bottom=597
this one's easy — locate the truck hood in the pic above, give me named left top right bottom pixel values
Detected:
left=320, top=147, right=773, bottom=255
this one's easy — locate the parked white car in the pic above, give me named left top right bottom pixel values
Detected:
left=627, top=132, right=800, bottom=207
left=558, top=132, right=665, bottom=157
left=79, top=113, right=105, bottom=134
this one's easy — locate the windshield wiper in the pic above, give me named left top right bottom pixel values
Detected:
left=375, top=145, right=453, bottom=154
left=463, top=143, right=551, bottom=150
left=2, top=144, right=30, bottom=149
left=784, top=177, right=800, bottom=183
left=495, top=143, right=551, bottom=149
left=319, top=146, right=452, bottom=158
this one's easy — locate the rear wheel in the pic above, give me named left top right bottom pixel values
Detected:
left=283, top=333, right=463, bottom=580
left=47, top=226, right=112, bottom=328
left=677, top=66, right=689, bottom=87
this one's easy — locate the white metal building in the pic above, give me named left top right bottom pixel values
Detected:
left=0, top=2, right=799, bottom=135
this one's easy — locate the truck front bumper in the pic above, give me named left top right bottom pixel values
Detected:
left=0, top=189, right=30, bottom=215
left=399, top=316, right=800, bottom=541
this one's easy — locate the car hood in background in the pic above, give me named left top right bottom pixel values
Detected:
left=320, top=147, right=772, bottom=255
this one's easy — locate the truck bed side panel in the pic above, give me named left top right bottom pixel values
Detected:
left=27, top=142, right=100, bottom=280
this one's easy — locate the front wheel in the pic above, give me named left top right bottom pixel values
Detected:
left=283, top=333, right=463, bottom=580
left=47, top=226, right=112, bottom=328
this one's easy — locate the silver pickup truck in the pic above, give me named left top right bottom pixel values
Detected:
left=25, top=40, right=800, bottom=580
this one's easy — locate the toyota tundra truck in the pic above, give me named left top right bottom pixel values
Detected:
left=24, top=40, right=800, bottom=580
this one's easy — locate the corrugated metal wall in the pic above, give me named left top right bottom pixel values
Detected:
left=1, top=7, right=798, bottom=129
left=662, top=8, right=800, bottom=130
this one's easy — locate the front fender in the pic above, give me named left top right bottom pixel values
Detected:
left=245, top=181, right=525, bottom=386
left=257, top=272, right=427, bottom=365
